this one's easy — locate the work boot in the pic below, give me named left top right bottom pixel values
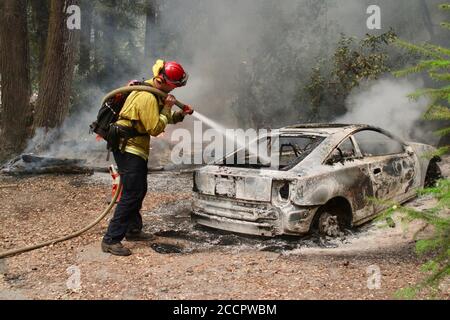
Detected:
left=125, top=231, right=156, bottom=241
left=101, top=241, right=132, bottom=256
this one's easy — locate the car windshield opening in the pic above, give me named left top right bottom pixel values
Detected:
left=216, top=134, right=325, bottom=170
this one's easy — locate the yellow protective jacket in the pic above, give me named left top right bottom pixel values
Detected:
left=115, top=80, right=185, bottom=161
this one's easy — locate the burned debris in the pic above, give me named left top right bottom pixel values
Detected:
left=0, top=154, right=93, bottom=176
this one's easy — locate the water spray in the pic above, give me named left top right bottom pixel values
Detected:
left=191, top=112, right=273, bottom=164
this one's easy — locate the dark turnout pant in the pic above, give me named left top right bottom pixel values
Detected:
left=103, top=151, right=148, bottom=244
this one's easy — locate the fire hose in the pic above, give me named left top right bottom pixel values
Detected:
left=0, top=86, right=192, bottom=259
left=101, top=85, right=194, bottom=115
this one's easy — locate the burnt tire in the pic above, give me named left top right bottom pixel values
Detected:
left=424, top=160, right=442, bottom=188
left=312, top=209, right=347, bottom=237
left=318, top=212, right=342, bottom=237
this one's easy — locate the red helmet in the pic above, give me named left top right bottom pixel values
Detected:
left=160, top=61, right=189, bottom=87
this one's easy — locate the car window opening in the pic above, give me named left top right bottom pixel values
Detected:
left=217, top=135, right=325, bottom=170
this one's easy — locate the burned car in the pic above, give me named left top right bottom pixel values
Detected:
left=191, top=124, right=441, bottom=237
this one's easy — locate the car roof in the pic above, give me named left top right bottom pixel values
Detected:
left=278, top=123, right=407, bottom=171
left=279, top=123, right=370, bottom=135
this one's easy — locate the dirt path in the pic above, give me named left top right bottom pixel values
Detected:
left=0, top=162, right=449, bottom=300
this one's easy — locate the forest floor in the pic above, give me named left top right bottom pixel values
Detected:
left=0, top=158, right=449, bottom=300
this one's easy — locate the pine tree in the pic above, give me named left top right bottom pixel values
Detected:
left=394, top=5, right=450, bottom=155
left=390, top=3, right=450, bottom=298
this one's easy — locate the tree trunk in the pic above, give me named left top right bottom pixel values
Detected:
left=0, top=0, right=31, bottom=161
left=30, top=0, right=49, bottom=76
left=34, top=0, right=80, bottom=130
left=144, top=0, right=160, bottom=60
left=78, top=0, right=92, bottom=75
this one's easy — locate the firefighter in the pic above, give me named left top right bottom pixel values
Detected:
left=101, top=59, right=193, bottom=256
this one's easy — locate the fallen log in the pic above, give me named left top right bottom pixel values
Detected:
left=1, top=165, right=94, bottom=176
left=0, top=154, right=93, bottom=176
left=21, top=154, right=86, bottom=166
left=0, top=154, right=200, bottom=176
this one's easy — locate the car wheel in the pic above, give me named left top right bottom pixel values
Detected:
left=317, top=211, right=343, bottom=237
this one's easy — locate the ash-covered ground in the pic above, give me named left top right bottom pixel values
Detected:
left=0, top=159, right=449, bottom=299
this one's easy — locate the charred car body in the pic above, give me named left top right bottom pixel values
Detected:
left=191, top=124, right=441, bottom=237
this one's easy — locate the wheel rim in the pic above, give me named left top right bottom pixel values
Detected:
left=318, top=213, right=341, bottom=237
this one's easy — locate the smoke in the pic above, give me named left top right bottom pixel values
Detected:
left=153, top=0, right=440, bottom=129
left=156, top=0, right=334, bottom=128
left=335, top=78, right=431, bottom=141
left=24, top=86, right=108, bottom=164
left=23, top=0, right=444, bottom=163
left=25, top=84, right=172, bottom=165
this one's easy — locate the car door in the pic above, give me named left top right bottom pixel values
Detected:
left=352, top=130, right=414, bottom=212
left=324, top=136, right=375, bottom=223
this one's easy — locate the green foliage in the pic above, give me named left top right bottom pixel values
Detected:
left=394, top=6, right=450, bottom=148
left=375, top=179, right=450, bottom=298
left=393, top=40, right=443, bottom=60
left=395, top=287, right=418, bottom=300
left=423, top=105, right=450, bottom=120
left=388, top=5, right=450, bottom=297
left=306, top=30, right=397, bottom=121
left=435, top=126, right=450, bottom=137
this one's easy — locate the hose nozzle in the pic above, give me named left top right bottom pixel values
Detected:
left=182, top=105, right=194, bottom=115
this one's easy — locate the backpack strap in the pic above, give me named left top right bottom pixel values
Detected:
left=106, top=123, right=148, bottom=155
